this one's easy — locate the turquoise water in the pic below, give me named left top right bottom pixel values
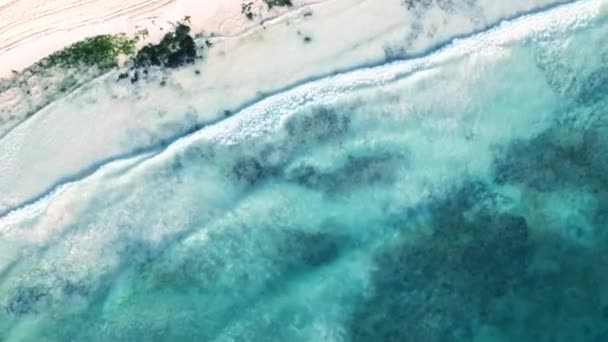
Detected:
left=1, top=1, right=608, bottom=341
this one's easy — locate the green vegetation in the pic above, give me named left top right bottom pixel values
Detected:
left=43, top=34, right=136, bottom=69
left=37, top=18, right=197, bottom=72
left=241, top=2, right=255, bottom=20
left=242, top=0, right=293, bottom=20
left=264, top=0, right=293, bottom=8
left=133, top=24, right=197, bottom=68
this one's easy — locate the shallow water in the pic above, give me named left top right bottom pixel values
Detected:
left=1, top=0, right=608, bottom=341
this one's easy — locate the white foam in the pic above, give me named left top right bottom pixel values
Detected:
left=0, top=151, right=153, bottom=231
left=177, top=0, right=603, bottom=147
left=0, top=0, right=603, bottom=227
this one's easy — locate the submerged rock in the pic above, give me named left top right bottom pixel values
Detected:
left=5, top=286, right=50, bottom=316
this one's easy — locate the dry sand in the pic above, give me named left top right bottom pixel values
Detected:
left=0, top=0, right=321, bottom=78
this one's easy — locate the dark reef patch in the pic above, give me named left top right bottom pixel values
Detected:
left=349, top=177, right=608, bottom=341
left=121, top=224, right=348, bottom=342
left=5, top=286, right=50, bottom=317
left=492, top=118, right=608, bottom=191
left=233, top=157, right=266, bottom=185
left=284, top=107, right=350, bottom=143
left=349, top=181, right=531, bottom=341
left=577, top=66, right=608, bottom=104
left=493, top=134, right=584, bottom=192
left=286, top=153, right=406, bottom=193
left=226, top=144, right=287, bottom=186
left=349, top=109, right=608, bottom=341
left=279, top=230, right=343, bottom=270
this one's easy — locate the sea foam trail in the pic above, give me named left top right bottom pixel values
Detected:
left=0, top=151, right=154, bottom=231
left=0, top=0, right=603, bottom=229
left=0, top=0, right=596, bottom=216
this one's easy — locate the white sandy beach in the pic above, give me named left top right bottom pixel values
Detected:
left=0, top=0, right=584, bottom=215
left=0, top=0, right=323, bottom=78
left=2, top=1, right=608, bottom=341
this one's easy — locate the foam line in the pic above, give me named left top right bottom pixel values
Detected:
left=171, top=0, right=602, bottom=147
left=0, top=151, right=154, bottom=231
left=0, top=0, right=603, bottom=227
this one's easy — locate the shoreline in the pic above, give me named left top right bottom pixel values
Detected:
left=0, top=0, right=602, bottom=218
left=0, top=0, right=589, bottom=214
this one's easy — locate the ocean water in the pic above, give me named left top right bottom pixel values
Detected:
left=1, top=0, right=608, bottom=341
